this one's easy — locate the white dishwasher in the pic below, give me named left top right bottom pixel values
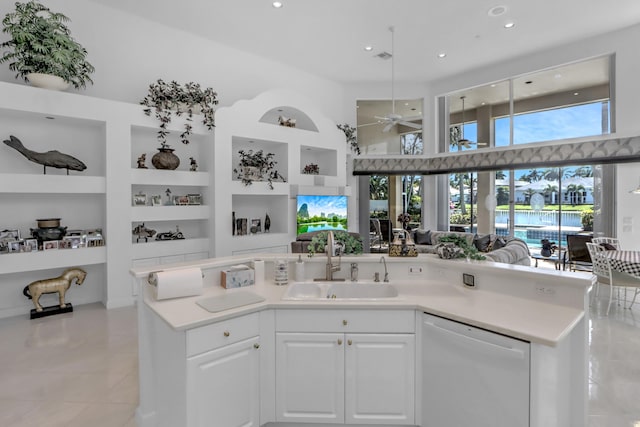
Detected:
left=421, top=313, right=530, bottom=427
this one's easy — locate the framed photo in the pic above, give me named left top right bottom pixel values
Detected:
left=173, top=195, right=189, bottom=205
left=63, top=236, right=82, bottom=249
left=187, top=194, right=202, bottom=205
left=0, top=229, right=20, bottom=242
left=151, top=195, right=162, bottom=206
left=8, top=240, right=22, bottom=253
left=25, top=239, right=38, bottom=252
left=133, top=193, right=147, bottom=206
left=251, top=218, right=262, bottom=234
left=43, top=240, right=59, bottom=251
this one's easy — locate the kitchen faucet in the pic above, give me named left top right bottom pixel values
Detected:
left=380, top=256, right=389, bottom=282
left=315, top=230, right=344, bottom=281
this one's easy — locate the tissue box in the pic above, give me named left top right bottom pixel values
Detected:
left=221, top=265, right=255, bottom=289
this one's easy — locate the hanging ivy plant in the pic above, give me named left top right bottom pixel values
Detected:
left=337, top=123, right=361, bottom=155
left=140, top=79, right=218, bottom=146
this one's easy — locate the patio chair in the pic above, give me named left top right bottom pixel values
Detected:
left=592, top=237, right=622, bottom=250
left=369, top=218, right=384, bottom=252
left=586, top=242, right=640, bottom=315
left=564, top=234, right=592, bottom=272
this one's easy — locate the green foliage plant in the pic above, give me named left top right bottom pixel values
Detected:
left=581, top=209, right=594, bottom=231
left=438, top=235, right=486, bottom=260
left=140, top=79, right=218, bottom=146
left=233, top=149, right=286, bottom=190
left=337, top=123, right=361, bottom=155
left=0, top=1, right=95, bottom=89
left=307, top=231, right=363, bottom=257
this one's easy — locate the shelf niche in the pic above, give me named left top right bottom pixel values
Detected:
left=259, top=106, right=319, bottom=132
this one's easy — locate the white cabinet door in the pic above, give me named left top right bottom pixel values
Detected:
left=275, top=332, right=345, bottom=424
left=187, top=336, right=260, bottom=427
left=345, top=334, right=415, bottom=425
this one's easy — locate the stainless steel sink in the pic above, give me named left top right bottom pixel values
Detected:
left=282, top=281, right=399, bottom=301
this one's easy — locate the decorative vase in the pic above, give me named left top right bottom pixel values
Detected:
left=31, top=218, right=67, bottom=245
left=243, top=166, right=262, bottom=181
left=152, top=147, right=180, bottom=170
left=26, top=73, right=70, bottom=91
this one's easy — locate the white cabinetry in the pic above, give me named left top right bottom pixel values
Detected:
left=187, top=336, right=260, bottom=427
left=275, top=309, right=415, bottom=425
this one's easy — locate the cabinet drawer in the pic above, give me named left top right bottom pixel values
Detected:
left=276, top=309, right=415, bottom=333
left=187, top=312, right=260, bottom=357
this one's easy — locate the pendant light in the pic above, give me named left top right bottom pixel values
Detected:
left=459, top=96, right=471, bottom=148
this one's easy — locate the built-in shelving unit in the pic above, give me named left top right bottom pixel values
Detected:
left=214, top=89, right=348, bottom=256
left=0, top=81, right=213, bottom=318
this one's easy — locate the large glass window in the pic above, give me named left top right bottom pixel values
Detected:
left=439, top=55, right=611, bottom=243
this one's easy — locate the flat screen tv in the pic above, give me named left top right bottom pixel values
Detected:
left=296, top=195, right=348, bottom=235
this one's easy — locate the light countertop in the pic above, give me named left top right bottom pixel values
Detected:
left=133, top=254, right=589, bottom=347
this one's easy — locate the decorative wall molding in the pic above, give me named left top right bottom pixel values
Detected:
left=353, top=135, right=640, bottom=175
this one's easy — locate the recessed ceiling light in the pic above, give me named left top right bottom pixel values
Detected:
left=554, top=73, right=563, bottom=79
left=488, top=5, right=507, bottom=17
left=364, top=46, right=373, bottom=51
left=504, top=22, right=515, bottom=29
left=437, top=52, right=447, bottom=58
left=272, top=2, right=283, bottom=8
left=574, top=92, right=580, bottom=96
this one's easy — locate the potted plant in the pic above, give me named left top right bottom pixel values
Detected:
left=0, top=1, right=95, bottom=90
left=307, top=230, right=363, bottom=256
left=302, top=163, right=319, bottom=175
left=140, top=79, right=218, bottom=146
left=581, top=209, right=594, bottom=231
left=233, top=149, right=286, bottom=190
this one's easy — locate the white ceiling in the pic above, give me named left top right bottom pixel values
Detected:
left=90, top=0, right=640, bottom=85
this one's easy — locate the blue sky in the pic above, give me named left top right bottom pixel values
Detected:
left=297, top=195, right=347, bottom=217
left=494, top=102, right=607, bottom=146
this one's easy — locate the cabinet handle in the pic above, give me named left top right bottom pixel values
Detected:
left=254, top=343, right=260, bottom=349
left=347, top=339, right=352, bottom=346
left=223, top=331, right=230, bottom=337
left=342, top=320, right=348, bottom=326
left=337, top=339, right=343, bottom=345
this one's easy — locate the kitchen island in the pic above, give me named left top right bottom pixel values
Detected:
left=131, top=253, right=592, bottom=427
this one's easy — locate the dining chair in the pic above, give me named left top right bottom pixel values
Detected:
left=592, top=237, right=622, bottom=250
left=586, top=242, right=640, bottom=315
left=564, top=234, right=592, bottom=272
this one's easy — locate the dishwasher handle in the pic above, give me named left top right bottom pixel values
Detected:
left=424, top=320, right=527, bottom=360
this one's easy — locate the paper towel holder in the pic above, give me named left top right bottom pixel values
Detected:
left=147, top=270, right=204, bottom=286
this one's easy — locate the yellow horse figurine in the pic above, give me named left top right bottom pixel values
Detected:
left=23, top=267, right=87, bottom=312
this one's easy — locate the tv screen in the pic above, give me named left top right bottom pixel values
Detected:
left=296, top=195, right=348, bottom=235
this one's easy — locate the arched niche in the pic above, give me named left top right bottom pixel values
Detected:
left=259, top=106, right=319, bottom=132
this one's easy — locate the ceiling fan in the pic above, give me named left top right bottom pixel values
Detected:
left=359, top=27, right=423, bottom=133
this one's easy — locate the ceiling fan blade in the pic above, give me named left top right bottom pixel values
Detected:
left=400, top=115, right=422, bottom=122
left=357, top=122, right=382, bottom=128
left=382, top=122, right=395, bottom=133
left=374, top=115, right=390, bottom=121
left=398, top=121, right=422, bottom=130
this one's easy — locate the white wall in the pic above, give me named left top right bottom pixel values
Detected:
left=0, top=0, right=347, bottom=123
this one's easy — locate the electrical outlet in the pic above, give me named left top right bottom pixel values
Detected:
left=462, top=273, right=475, bottom=288
left=408, top=266, right=423, bottom=275
left=535, top=285, right=556, bottom=296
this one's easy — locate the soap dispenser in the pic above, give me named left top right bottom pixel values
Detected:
left=295, top=255, right=305, bottom=281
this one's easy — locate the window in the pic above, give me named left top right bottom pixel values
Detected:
left=438, top=55, right=612, bottom=239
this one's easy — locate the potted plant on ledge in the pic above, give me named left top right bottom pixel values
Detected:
left=140, top=79, right=218, bottom=146
left=0, top=0, right=95, bottom=90
left=234, top=149, right=286, bottom=190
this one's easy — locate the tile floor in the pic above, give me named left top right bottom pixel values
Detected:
left=0, top=290, right=638, bottom=426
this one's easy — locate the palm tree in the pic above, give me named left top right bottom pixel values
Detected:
left=572, top=165, right=593, bottom=178
left=544, top=184, right=559, bottom=204
left=369, top=176, right=388, bottom=200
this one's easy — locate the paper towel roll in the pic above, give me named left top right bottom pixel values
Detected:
left=149, top=268, right=203, bottom=300
left=253, top=260, right=265, bottom=286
